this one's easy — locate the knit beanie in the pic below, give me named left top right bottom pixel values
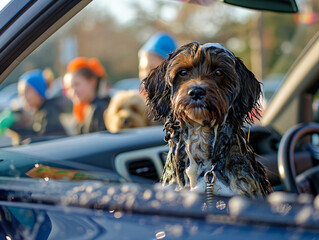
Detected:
left=139, top=32, right=177, bottom=59
left=67, top=57, right=106, bottom=78
left=19, top=69, right=47, bottom=99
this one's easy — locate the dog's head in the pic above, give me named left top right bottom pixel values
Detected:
left=142, top=42, right=261, bottom=127
left=104, top=90, right=150, bottom=133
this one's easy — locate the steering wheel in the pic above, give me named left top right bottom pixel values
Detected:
left=278, top=122, right=319, bottom=194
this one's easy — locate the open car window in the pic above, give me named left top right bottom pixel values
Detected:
left=0, top=0, right=317, bottom=187
left=1, top=1, right=319, bottom=239
left=0, top=0, right=318, bottom=182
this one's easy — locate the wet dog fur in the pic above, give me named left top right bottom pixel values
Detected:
left=142, top=42, right=272, bottom=198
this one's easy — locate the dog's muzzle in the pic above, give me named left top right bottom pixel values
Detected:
left=188, top=87, right=206, bottom=101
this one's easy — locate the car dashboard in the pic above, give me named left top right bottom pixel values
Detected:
left=0, top=124, right=308, bottom=190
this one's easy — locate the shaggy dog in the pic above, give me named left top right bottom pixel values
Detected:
left=104, top=90, right=151, bottom=133
left=142, top=42, right=272, bottom=198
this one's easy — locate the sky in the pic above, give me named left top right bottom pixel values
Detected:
left=0, top=0, right=252, bottom=24
left=88, top=0, right=181, bottom=24
left=0, top=0, right=11, bottom=11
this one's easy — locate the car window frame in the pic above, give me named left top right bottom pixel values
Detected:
left=0, top=0, right=91, bottom=84
left=0, top=0, right=34, bottom=34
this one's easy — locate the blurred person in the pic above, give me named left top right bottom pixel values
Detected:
left=138, top=32, right=177, bottom=81
left=65, top=57, right=110, bottom=134
left=0, top=69, right=67, bottom=144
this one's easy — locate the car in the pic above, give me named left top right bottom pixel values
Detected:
left=109, top=78, right=141, bottom=96
left=262, top=74, right=284, bottom=103
left=0, top=0, right=319, bottom=239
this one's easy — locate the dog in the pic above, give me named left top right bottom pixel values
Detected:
left=142, top=42, right=272, bottom=198
left=104, top=90, right=151, bottom=133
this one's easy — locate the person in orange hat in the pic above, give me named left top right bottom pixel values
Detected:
left=64, top=57, right=110, bottom=134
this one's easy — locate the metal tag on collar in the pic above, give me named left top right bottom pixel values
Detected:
left=205, top=164, right=217, bottom=208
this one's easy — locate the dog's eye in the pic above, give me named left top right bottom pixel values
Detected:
left=177, top=69, right=188, bottom=77
left=131, top=106, right=139, bottom=113
left=215, top=70, right=224, bottom=77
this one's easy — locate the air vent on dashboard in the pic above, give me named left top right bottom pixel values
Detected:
left=127, top=159, right=159, bottom=181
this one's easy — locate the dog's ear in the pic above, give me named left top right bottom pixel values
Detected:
left=141, top=58, right=172, bottom=121
left=232, top=58, right=262, bottom=124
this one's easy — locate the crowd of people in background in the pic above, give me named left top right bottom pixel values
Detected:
left=0, top=32, right=178, bottom=145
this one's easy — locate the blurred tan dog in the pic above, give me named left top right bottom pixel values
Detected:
left=104, top=90, right=151, bottom=133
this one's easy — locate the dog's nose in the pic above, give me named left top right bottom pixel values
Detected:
left=123, top=117, right=129, bottom=126
left=188, top=87, right=206, bottom=100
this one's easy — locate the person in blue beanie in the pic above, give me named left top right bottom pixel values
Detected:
left=138, top=32, right=177, bottom=81
left=18, top=69, right=48, bottom=111
left=0, top=69, right=67, bottom=143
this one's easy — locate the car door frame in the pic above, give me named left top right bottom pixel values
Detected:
left=0, top=0, right=91, bottom=84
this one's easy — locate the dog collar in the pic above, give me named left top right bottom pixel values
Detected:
left=202, top=43, right=235, bottom=57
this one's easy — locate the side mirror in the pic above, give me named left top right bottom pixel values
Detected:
left=223, top=0, right=298, bottom=13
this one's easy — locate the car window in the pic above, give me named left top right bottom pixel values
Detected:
left=0, top=0, right=316, bottom=178
left=0, top=0, right=318, bottom=177
left=2, top=2, right=319, bottom=238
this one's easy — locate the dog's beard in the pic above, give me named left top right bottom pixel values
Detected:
left=184, top=104, right=211, bottom=125
left=172, top=90, right=229, bottom=126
